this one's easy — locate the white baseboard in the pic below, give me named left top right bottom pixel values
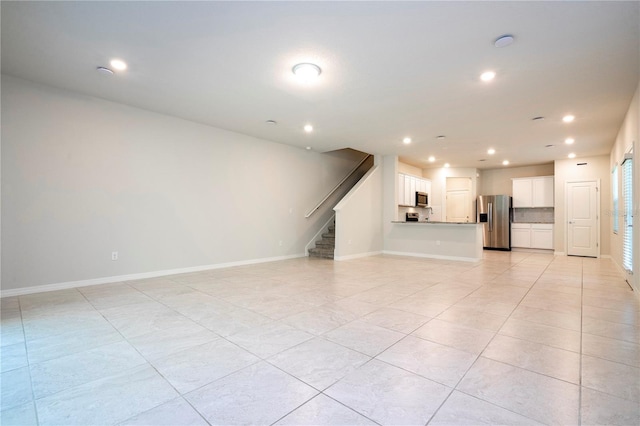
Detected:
left=382, top=250, right=481, bottom=263
left=511, top=248, right=554, bottom=254
left=0, top=253, right=306, bottom=298
left=334, top=251, right=383, bottom=261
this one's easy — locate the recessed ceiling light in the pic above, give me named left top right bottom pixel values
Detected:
left=444, top=163, right=450, bottom=168
left=403, top=137, right=412, bottom=144
left=110, top=59, right=127, bottom=71
left=563, top=115, right=575, bottom=123
left=502, top=160, right=509, bottom=166
left=306, top=146, right=312, bottom=150
left=480, top=71, right=496, bottom=82
left=568, top=153, right=576, bottom=159
left=436, top=135, right=446, bottom=140
left=304, top=124, right=313, bottom=133
left=428, top=156, right=435, bottom=162
left=565, top=138, right=575, bottom=144
left=532, top=116, right=545, bottom=121
left=487, top=148, right=496, bottom=155
left=265, top=120, right=277, bottom=125
left=292, top=63, right=321, bottom=81
left=96, top=66, right=114, bottom=75
left=494, top=34, right=515, bottom=48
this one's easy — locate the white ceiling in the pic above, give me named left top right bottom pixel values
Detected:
left=2, top=1, right=638, bottom=170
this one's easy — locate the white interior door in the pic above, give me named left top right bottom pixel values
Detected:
left=567, top=180, right=599, bottom=257
left=446, top=177, right=472, bottom=222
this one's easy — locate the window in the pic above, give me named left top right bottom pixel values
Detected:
left=622, top=154, right=633, bottom=273
left=612, top=165, right=619, bottom=234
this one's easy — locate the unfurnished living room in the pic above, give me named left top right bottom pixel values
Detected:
left=1, top=2, right=639, bottom=426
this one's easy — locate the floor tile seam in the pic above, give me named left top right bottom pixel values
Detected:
left=320, top=327, right=407, bottom=359
left=580, top=352, right=640, bottom=371
left=426, top=389, right=543, bottom=426
left=121, top=395, right=212, bottom=426
left=261, top=352, right=360, bottom=394
left=167, top=354, right=265, bottom=398
left=579, top=382, right=640, bottom=404
left=476, top=351, right=581, bottom=386
left=494, top=256, right=573, bottom=338
left=314, top=392, right=384, bottom=426
left=266, top=392, right=325, bottom=426
left=429, top=314, right=501, bottom=334
left=28, top=364, right=163, bottom=425
left=14, top=296, right=37, bottom=424
left=578, top=257, right=585, bottom=426
left=221, top=328, right=313, bottom=362
left=486, top=331, right=583, bottom=356
left=28, top=359, right=155, bottom=406
left=408, top=328, right=495, bottom=357
left=581, top=313, right=640, bottom=331
left=371, top=351, right=456, bottom=390
left=2, top=297, right=29, bottom=377
left=24, top=327, right=132, bottom=365
left=423, top=385, right=458, bottom=426
left=581, top=330, right=640, bottom=348
left=0, top=352, right=39, bottom=424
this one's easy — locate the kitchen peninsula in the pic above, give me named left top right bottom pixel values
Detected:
left=387, top=221, right=483, bottom=262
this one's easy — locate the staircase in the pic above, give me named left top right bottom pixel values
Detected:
left=308, top=221, right=335, bottom=259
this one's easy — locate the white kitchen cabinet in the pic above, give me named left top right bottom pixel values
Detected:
left=532, top=177, right=554, bottom=207
left=398, top=173, right=431, bottom=206
left=511, top=223, right=532, bottom=248
left=512, top=179, right=533, bottom=208
left=512, top=176, right=554, bottom=207
left=531, top=224, right=554, bottom=249
left=511, top=223, right=553, bottom=249
left=404, top=174, right=412, bottom=206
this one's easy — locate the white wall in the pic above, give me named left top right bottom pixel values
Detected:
left=479, top=163, right=555, bottom=196
left=385, top=223, right=483, bottom=262
left=398, top=162, right=423, bottom=177
left=609, top=82, right=639, bottom=293
left=553, top=155, right=611, bottom=256
left=333, top=162, right=383, bottom=260
left=1, top=76, right=361, bottom=293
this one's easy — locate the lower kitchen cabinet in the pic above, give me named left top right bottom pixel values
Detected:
left=511, top=224, right=531, bottom=248
left=511, top=223, right=553, bottom=249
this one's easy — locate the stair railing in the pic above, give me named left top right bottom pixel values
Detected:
left=305, top=154, right=372, bottom=218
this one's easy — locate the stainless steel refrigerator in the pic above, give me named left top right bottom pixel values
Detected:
left=477, top=195, right=512, bottom=250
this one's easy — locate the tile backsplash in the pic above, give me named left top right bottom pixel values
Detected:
left=513, top=207, right=554, bottom=223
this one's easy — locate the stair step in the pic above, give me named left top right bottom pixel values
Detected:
left=316, top=240, right=335, bottom=248
left=308, top=247, right=334, bottom=259
left=321, top=233, right=335, bottom=240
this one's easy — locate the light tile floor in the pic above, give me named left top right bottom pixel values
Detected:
left=1, top=252, right=639, bottom=425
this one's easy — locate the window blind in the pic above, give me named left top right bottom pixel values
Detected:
left=622, top=156, right=633, bottom=273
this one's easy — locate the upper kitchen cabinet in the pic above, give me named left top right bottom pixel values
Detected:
left=512, top=176, right=554, bottom=208
left=398, top=173, right=431, bottom=206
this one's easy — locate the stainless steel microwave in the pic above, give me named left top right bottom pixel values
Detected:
left=416, top=192, right=428, bottom=208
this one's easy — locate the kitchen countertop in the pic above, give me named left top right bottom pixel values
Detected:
left=392, top=221, right=480, bottom=225
left=512, top=222, right=555, bottom=224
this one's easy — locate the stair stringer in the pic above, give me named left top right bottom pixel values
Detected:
left=305, top=213, right=336, bottom=256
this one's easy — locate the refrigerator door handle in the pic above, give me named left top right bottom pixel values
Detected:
left=488, top=203, right=493, bottom=231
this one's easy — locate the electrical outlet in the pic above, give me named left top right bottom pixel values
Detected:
left=111, top=251, right=118, bottom=261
